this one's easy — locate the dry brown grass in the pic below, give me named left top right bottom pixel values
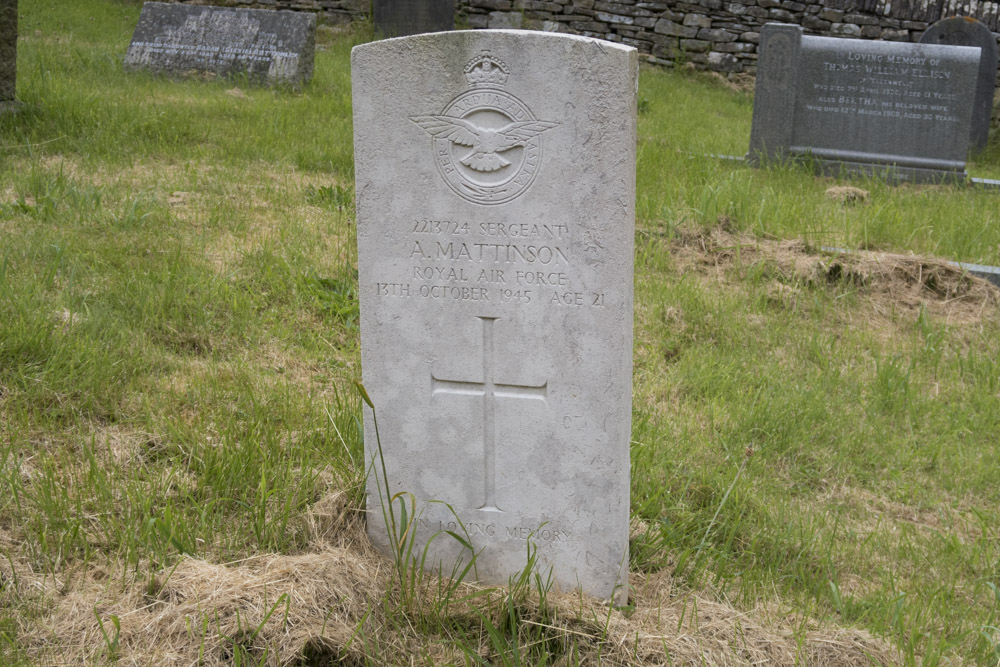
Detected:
left=3, top=477, right=904, bottom=666
left=668, top=223, right=1000, bottom=328
left=824, top=186, right=869, bottom=203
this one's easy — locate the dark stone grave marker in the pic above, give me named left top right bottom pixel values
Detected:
left=125, top=2, right=315, bottom=87
left=1, top=0, right=18, bottom=112
left=748, top=24, right=980, bottom=184
left=919, top=16, right=998, bottom=151
left=373, top=0, right=454, bottom=37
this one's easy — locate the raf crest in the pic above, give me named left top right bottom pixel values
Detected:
left=410, top=52, right=559, bottom=206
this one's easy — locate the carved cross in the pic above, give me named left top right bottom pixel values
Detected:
left=431, top=316, right=547, bottom=512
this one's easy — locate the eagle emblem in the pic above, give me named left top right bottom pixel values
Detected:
left=411, top=116, right=559, bottom=173
left=410, top=53, right=560, bottom=206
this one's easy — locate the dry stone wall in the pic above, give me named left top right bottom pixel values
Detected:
left=157, top=0, right=368, bottom=26
left=161, top=0, right=1000, bottom=81
left=460, top=0, right=1000, bottom=78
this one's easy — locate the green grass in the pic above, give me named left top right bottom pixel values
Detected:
left=2, top=0, right=1000, bottom=664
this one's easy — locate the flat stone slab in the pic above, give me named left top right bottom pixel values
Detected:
left=919, top=16, right=998, bottom=152
left=353, top=30, right=636, bottom=602
left=373, top=0, right=453, bottom=37
left=971, top=177, right=1000, bottom=190
left=1, top=0, right=17, bottom=104
left=748, top=23, right=981, bottom=184
left=124, top=2, right=315, bottom=86
left=954, top=260, right=1000, bottom=287
left=708, top=154, right=1000, bottom=192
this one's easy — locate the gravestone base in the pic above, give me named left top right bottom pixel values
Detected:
left=812, top=158, right=968, bottom=185
left=766, top=147, right=970, bottom=184
left=749, top=154, right=968, bottom=185
left=0, top=100, right=22, bottom=115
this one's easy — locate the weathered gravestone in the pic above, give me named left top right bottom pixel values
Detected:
left=1, top=0, right=17, bottom=112
left=748, top=23, right=981, bottom=183
left=373, top=0, right=454, bottom=37
left=125, top=2, right=315, bottom=86
left=919, top=16, right=998, bottom=152
left=352, top=31, right=636, bottom=602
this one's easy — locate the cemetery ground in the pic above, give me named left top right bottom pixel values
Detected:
left=1, top=1, right=1000, bottom=665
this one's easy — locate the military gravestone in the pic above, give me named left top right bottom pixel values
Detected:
left=373, top=0, right=454, bottom=37
left=749, top=23, right=981, bottom=183
left=919, top=16, right=998, bottom=151
left=353, top=31, right=636, bottom=602
left=125, top=2, right=315, bottom=86
left=1, top=0, right=17, bottom=112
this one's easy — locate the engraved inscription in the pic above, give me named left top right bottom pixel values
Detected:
left=431, top=316, right=548, bottom=512
left=419, top=518, right=572, bottom=543
left=411, top=53, right=560, bottom=206
left=131, top=41, right=296, bottom=63
left=377, top=216, right=610, bottom=308
left=804, top=51, right=962, bottom=123
left=410, top=241, right=570, bottom=263
left=131, top=10, right=295, bottom=66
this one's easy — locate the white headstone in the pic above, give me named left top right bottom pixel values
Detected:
left=352, top=30, right=636, bottom=602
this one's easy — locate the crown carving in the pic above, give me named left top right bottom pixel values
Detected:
left=464, top=53, right=509, bottom=88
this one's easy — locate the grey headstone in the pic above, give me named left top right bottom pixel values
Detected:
left=920, top=16, right=998, bottom=152
left=353, top=31, right=636, bottom=602
left=373, top=0, right=454, bottom=37
left=748, top=23, right=981, bottom=184
left=1, top=0, right=17, bottom=110
left=488, top=12, right=523, bottom=30
left=124, top=2, right=315, bottom=87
